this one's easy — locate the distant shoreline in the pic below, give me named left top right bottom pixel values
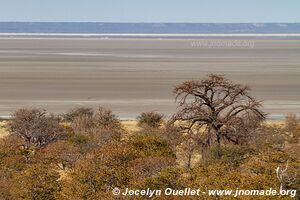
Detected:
left=1, top=33, right=300, bottom=39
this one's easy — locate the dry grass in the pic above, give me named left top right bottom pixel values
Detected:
left=121, top=120, right=140, bottom=133
left=0, top=121, right=9, bottom=138
left=264, top=121, right=285, bottom=128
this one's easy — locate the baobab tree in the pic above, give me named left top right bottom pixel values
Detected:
left=172, top=74, right=266, bottom=153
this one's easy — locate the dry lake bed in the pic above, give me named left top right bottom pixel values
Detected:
left=0, top=37, right=299, bottom=119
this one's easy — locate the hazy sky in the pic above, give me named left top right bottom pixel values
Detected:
left=0, top=0, right=299, bottom=22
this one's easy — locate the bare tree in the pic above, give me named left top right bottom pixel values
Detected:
left=172, top=74, right=265, bottom=153
left=7, top=108, right=65, bottom=149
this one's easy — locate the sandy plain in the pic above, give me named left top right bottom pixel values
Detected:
left=0, top=37, right=299, bottom=119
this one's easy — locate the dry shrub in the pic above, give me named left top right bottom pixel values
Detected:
left=7, top=108, right=65, bottom=149
left=129, top=157, right=176, bottom=180
left=67, top=107, right=123, bottom=154
left=137, top=111, right=164, bottom=129
left=285, top=113, right=299, bottom=134
left=71, top=106, right=122, bottom=135
left=62, top=107, right=93, bottom=122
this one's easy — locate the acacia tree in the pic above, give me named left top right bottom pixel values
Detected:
left=172, top=74, right=265, bottom=152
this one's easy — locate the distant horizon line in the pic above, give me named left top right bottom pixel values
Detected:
left=1, top=33, right=300, bottom=39
left=1, top=21, right=300, bottom=24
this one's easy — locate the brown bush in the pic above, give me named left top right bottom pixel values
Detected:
left=9, top=164, right=61, bottom=200
left=129, top=157, right=176, bottom=180
left=137, top=111, right=164, bottom=129
left=285, top=113, right=299, bottom=134
left=71, top=106, right=122, bottom=134
left=62, top=107, right=93, bottom=122
left=7, top=108, right=65, bottom=149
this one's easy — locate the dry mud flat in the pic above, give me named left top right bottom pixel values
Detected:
left=0, top=37, right=299, bottom=119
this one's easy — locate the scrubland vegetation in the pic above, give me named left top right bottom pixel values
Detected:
left=0, top=74, right=299, bottom=199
